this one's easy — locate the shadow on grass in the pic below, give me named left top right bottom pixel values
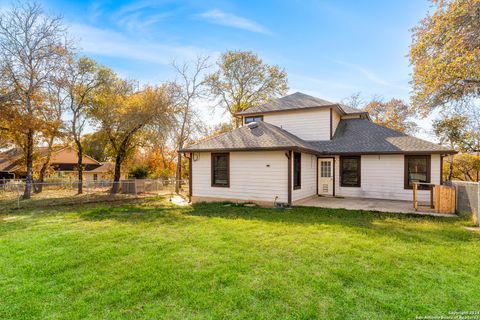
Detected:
left=184, top=202, right=475, bottom=244
left=79, top=199, right=475, bottom=245
left=2, top=197, right=476, bottom=245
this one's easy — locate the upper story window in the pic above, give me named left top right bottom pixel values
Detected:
left=340, top=156, right=361, bottom=187
left=404, top=155, right=430, bottom=189
left=293, top=152, right=301, bottom=189
left=211, top=153, right=230, bottom=187
left=244, top=115, right=263, bottom=124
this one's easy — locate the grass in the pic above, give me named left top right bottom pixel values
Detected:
left=0, top=197, right=479, bottom=319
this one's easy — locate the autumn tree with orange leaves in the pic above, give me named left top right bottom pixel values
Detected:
left=0, top=2, right=70, bottom=198
left=409, top=0, right=480, bottom=114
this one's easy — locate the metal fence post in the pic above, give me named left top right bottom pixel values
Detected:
left=477, top=182, right=480, bottom=226
left=16, top=183, right=20, bottom=209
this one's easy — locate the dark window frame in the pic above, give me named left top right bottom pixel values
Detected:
left=404, top=155, right=431, bottom=190
left=244, top=115, right=264, bottom=124
left=293, top=152, right=301, bottom=190
left=211, top=153, right=230, bottom=188
left=340, top=156, right=361, bottom=187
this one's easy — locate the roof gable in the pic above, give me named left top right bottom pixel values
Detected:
left=235, top=92, right=366, bottom=116
left=180, top=121, right=320, bottom=154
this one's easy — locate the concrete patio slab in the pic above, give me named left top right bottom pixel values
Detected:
left=295, top=196, right=457, bottom=217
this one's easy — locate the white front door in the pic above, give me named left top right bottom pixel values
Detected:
left=318, top=158, right=334, bottom=196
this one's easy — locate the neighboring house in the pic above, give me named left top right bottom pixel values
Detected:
left=180, top=92, right=456, bottom=206
left=0, top=146, right=125, bottom=181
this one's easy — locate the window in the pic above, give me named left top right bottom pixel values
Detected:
left=405, top=155, right=430, bottom=189
left=340, top=156, right=361, bottom=187
left=293, top=152, right=301, bottom=189
left=245, top=115, right=263, bottom=124
left=320, top=161, right=332, bottom=177
left=211, top=153, right=229, bottom=187
left=93, top=174, right=98, bottom=181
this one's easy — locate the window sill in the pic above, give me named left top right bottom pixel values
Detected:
left=340, top=184, right=361, bottom=188
left=212, top=184, right=230, bottom=188
left=293, top=186, right=301, bottom=190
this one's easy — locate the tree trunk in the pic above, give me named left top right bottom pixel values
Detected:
left=175, top=152, right=182, bottom=194
left=23, top=129, right=34, bottom=199
left=111, top=154, right=122, bottom=194
left=35, top=136, right=55, bottom=193
left=76, top=139, right=83, bottom=194
left=477, top=152, right=480, bottom=182
left=448, top=155, right=454, bottom=181
left=35, top=162, right=47, bottom=193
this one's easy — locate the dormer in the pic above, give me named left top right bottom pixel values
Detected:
left=235, top=92, right=369, bottom=141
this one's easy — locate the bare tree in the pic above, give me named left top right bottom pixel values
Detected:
left=171, top=56, right=210, bottom=193
left=0, top=1, right=69, bottom=198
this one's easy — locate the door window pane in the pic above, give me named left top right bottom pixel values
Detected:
left=320, top=161, right=331, bottom=177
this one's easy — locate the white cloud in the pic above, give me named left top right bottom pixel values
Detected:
left=70, top=23, right=208, bottom=65
left=196, top=9, right=272, bottom=35
left=333, top=60, right=406, bottom=89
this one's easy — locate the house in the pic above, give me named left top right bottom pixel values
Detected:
left=179, top=92, right=456, bottom=206
left=0, top=146, right=125, bottom=181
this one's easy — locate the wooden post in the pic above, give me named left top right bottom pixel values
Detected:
left=430, top=184, right=434, bottom=209
left=413, top=183, right=418, bottom=211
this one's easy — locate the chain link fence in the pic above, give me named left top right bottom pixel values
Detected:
left=0, top=179, right=189, bottom=211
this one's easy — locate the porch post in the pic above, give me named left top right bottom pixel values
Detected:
left=188, top=152, right=192, bottom=203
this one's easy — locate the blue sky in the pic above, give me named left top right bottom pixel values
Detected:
left=2, top=0, right=436, bottom=137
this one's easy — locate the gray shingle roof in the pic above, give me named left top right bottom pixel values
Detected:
left=180, top=121, right=320, bottom=154
left=181, top=118, right=455, bottom=155
left=311, top=118, right=454, bottom=154
left=235, top=92, right=366, bottom=116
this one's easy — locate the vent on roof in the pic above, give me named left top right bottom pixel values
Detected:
left=247, top=122, right=259, bottom=129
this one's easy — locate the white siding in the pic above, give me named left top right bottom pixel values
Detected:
left=192, top=151, right=288, bottom=203
left=332, top=109, right=341, bottom=137
left=335, top=154, right=441, bottom=202
left=292, top=153, right=317, bottom=201
left=263, top=109, right=330, bottom=140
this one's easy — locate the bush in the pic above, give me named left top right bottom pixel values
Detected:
left=128, top=165, right=150, bottom=179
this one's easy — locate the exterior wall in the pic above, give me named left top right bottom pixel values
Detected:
left=332, top=109, right=341, bottom=137
left=334, top=154, right=441, bottom=202
left=84, top=171, right=124, bottom=181
left=263, top=109, right=330, bottom=140
left=192, top=151, right=289, bottom=204
left=292, top=153, right=317, bottom=201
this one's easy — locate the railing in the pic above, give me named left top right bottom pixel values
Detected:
left=0, top=179, right=189, bottom=210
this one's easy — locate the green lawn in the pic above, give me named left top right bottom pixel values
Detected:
left=1, top=197, right=479, bottom=319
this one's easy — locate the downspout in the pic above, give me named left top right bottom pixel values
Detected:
left=285, top=151, right=292, bottom=206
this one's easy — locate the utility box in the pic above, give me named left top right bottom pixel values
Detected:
left=121, top=179, right=145, bottom=194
